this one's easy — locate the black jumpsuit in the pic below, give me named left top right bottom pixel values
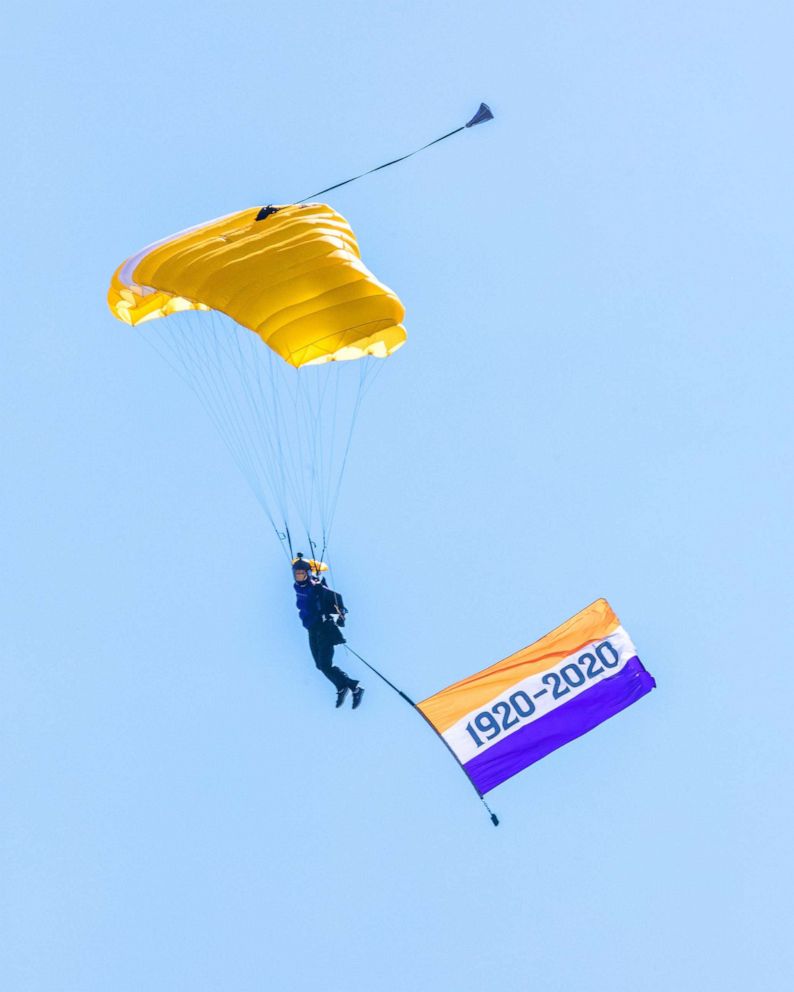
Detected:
left=295, top=581, right=358, bottom=692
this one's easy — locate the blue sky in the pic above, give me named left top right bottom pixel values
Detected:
left=2, top=2, right=793, bottom=990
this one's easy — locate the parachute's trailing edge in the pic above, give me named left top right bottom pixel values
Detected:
left=108, top=203, right=407, bottom=368
left=418, top=599, right=655, bottom=795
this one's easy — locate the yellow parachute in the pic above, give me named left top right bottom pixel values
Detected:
left=108, top=103, right=494, bottom=562
left=108, top=202, right=406, bottom=368
left=109, top=203, right=406, bottom=557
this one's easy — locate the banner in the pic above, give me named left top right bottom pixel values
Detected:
left=417, top=599, right=655, bottom=794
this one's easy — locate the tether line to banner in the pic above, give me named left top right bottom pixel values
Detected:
left=342, top=643, right=500, bottom=826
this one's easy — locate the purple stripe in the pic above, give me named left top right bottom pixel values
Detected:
left=462, top=656, right=655, bottom=794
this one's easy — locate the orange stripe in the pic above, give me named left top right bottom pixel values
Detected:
left=417, top=599, right=620, bottom=734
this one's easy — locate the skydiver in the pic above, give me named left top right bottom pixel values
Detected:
left=292, top=554, right=364, bottom=709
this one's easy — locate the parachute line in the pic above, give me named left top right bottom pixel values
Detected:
left=137, top=309, right=380, bottom=561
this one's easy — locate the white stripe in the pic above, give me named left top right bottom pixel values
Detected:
left=118, top=209, right=243, bottom=290
left=443, top=626, right=638, bottom=763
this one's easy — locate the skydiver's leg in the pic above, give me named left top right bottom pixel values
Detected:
left=309, top=623, right=357, bottom=691
left=308, top=625, right=323, bottom=667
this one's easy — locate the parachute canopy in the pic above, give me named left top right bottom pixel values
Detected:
left=108, top=201, right=406, bottom=557
left=418, top=599, right=655, bottom=795
left=108, top=203, right=407, bottom=368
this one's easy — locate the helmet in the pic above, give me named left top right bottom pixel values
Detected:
left=292, top=553, right=311, bottom=574
left=291, top=553, right=328, bottom=575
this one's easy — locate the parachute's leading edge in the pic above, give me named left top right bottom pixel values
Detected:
left=108, top=202, right=407, bottom=368
left=418, top=600, right=655, bottom=795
